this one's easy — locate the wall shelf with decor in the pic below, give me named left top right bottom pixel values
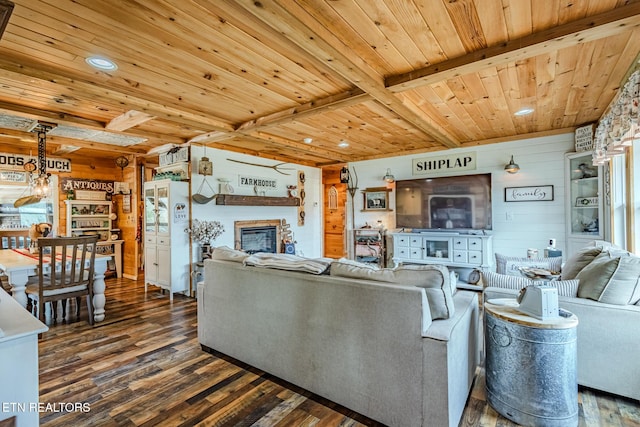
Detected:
left=215, top=194, right=300, bottom=206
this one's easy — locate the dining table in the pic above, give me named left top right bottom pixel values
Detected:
left=0, top=248, right=111, bottom=323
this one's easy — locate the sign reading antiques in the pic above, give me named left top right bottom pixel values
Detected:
left=412, top=152, right=477, bottom=175
left=60, top=178, right=115, bottom=194
left=0, top=152, right=71, bottom=172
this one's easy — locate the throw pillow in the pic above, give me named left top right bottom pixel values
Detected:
left=495, top=253, right=563, bottom=276
left=560, top=246, right=603, bottom=280
left=577, top=251, right=640, bottom=305
left=244, top=253, right=332, bottom=275
left=330, top=262, right=454, bottom=320
left=482, top=271, right=580, bottom=297
left=211, top=246, right=249, bottom=263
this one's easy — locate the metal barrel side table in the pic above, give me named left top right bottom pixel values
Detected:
left=484, top=299, right=579, bottom=427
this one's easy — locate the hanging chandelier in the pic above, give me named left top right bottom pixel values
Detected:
left=31, top=121, right=56, bottom=199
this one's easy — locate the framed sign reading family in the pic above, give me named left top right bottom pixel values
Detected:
left=504, top=185, right=554, bottom=202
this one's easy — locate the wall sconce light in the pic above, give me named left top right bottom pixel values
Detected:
left=504, top=155, right=520, bottom=174
left=383, top=168, right=395, bottom=183
left=340, top=166, right=350, bottom=183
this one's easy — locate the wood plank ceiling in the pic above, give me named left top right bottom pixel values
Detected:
left=0, top=0, right=639, bottom=166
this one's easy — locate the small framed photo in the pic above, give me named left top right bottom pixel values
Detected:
left=362, top=187, right=390, bottom=211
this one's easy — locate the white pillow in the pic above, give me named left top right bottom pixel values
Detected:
left=211, top=246, right=249, bottom=263
left=495, top=253, right=563, bottom=276
left=483, top=271, right=580, bottom=297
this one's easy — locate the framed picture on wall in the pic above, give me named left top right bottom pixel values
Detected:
left=362, top=187, right=391, bottom=211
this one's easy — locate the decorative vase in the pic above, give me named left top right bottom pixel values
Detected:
left=201, top=243, right=212, bottom=261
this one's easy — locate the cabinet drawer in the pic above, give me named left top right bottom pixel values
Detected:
left=467, top=250, right=482, bottom=264
left=157, top=237, right=171, bottom=245
left=453, top=238, right=468, bottom=250
left=409, top=236, right=423, bottom=247
left=409, top=247, right=423, bottom=259
left=468, top=238, right=482, bottom=250
left=453, top=251, right=468, bottom=263
left=395, top=236, right=409, bottom=247
left=145, top=235, right=156, bottom=244
left=395, top=247, right=409, bottom=258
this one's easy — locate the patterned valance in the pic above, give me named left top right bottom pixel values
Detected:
left=593, top=69, right=640, bottom=165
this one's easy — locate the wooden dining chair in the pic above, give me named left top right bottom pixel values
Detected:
left=25, top=235, right=98, bottom=325
left=0, top=229, right=31, bottom=291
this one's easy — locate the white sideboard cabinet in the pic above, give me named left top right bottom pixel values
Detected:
left=143, top=179, right=190, bottom=301
left=392, top=231, right=493, bottom=286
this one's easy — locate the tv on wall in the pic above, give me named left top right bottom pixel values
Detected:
left=395, top=173, right=492, bottom=231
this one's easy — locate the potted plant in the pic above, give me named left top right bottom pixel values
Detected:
left=184, top=219, right=225, bottom=260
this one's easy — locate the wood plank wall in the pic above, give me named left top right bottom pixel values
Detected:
left=56, top=155, right=140, bottom=279
left=322, top=165, right=347, bottom=259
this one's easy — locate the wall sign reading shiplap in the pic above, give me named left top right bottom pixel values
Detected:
left=412, top=152, right=476, bottom=175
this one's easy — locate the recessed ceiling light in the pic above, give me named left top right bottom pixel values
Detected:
left=338, top=140, right=349, bottom=148
left=303, top=137, right=313, bottom=144
left=86, top=56, right=118, bottom=71
left=514, top=108, right=534, bottom=116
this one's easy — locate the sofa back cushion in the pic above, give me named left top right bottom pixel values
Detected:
left=330, top=261, right=454, bottom=320
left=560, top=246, right=603, bottom=280
left=495, top=253, right=563, bottom=276
left=577, top=251, right=640, bottom=305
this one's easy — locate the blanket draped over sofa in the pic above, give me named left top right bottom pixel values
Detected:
left=198, top=258, right=480, bottom=427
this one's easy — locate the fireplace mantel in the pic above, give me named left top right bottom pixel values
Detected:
left=216, top=194, right=300, bottom=206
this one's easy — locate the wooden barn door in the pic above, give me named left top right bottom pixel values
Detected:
left=322, top=165, right=347, bottom=259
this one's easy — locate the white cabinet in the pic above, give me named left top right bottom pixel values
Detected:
left=565, top=152, right=607, bottom=257
left=65, top=199, right=113, bottom=241
left=143, top=179, right=190, bottom=300
left=392, top=231, right=493, bottom=281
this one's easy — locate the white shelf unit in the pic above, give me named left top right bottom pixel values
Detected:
left=565, top=151, right=607, bottom=257
left=65, top=199, right=113, bottom=241
left=143, top=179, right=190, bottom=301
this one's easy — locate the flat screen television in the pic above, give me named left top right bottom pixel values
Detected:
left=395, top=173, right=492, bottom=231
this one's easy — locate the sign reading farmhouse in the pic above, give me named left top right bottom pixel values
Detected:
left=505, top=185, right=554, bottom=202
left=238, top=175, right=278, bottom=189
left=413, top=152, right=476, bottom=175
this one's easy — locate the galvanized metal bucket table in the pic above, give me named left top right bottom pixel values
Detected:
left=484, top=298, right=579, bottom=427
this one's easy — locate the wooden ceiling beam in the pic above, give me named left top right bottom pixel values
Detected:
left=248, top=132, right=351, bottom=163
left=0, top=128, right=147, bottom=155
left=387, top=2, right=640, bottom=92
left=231, top=0, right=460, bottom=149
left=106, top=110, right=156, bottom=131
left=0, top=60, right=235, bottom=133
left=236, top=89, right=371, bottom=133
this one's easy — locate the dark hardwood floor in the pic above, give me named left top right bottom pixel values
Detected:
left=37, top=277, right=640, bottom=426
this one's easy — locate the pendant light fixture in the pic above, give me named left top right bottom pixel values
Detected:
left=383, top=168, right=395, bottom=183
left=504, top=155, right=520, bottom=174
left=32, top=121, right=56, bottom=198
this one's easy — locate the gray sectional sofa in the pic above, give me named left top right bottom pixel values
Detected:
left=198, top=254, right=480, bottom=427
left=484, top=244, right=640, bottom=401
